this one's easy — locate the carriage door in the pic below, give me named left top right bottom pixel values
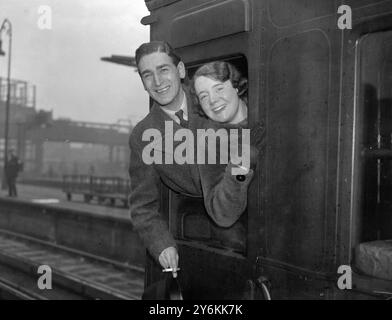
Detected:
left=353, top=30, right=392, bottom=281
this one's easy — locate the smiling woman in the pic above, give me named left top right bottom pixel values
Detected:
left=191, top=61, right=248, bottom=125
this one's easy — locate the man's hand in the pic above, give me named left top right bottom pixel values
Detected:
left=158, top=246, right=179, bottom=278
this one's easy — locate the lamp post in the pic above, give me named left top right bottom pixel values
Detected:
left=0, top=18, right=12, bottom=190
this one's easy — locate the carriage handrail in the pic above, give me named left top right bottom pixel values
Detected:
left=362, top=148, right=392, bottom=159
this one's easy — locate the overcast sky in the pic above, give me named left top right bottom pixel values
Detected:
left=0, top=0, right=149, bottom=125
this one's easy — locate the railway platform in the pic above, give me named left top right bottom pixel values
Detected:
left=0, top=183, right=130, bottom=220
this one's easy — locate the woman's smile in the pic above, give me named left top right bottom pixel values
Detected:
left=212, top=104, right=227, bottom=113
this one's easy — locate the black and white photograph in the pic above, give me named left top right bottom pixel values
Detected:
left=0, top=0, right=391, bottom=305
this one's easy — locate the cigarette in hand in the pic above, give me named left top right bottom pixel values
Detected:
left=162, top=268, right=180, bottom=272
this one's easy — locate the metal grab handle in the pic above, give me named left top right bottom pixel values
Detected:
left=245, top=277, right=272, bottom=300
left=256, top=276, right=272, bottom=300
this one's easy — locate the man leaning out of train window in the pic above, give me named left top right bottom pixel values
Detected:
left=130, top=44, right=265, bottom=277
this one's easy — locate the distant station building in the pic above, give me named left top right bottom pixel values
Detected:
left=0, top=77, right=132, bottom=180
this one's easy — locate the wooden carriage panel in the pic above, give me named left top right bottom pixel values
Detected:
left=265, top=30, right=330, bottom=270
left=268, top=0, right=335, bottom=27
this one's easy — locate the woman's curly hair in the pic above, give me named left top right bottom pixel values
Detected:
left=190, top=61, right=248, bottom=118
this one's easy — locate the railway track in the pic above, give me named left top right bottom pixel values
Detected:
left=0, top=229, right=144, bottom=300
left=0, top=262, right=85, bottom=300
left=0, top=196, right=145, bottom=267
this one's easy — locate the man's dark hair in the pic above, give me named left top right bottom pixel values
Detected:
left=135, top=41, right=181, bottom=69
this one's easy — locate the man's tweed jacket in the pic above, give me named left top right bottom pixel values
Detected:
left=128, top=91, right=254, bottom=261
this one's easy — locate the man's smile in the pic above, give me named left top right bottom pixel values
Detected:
left=156, top=86, right=170, bottom=94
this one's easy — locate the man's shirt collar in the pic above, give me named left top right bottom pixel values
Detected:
left=160, top=90, right=188, bottom=125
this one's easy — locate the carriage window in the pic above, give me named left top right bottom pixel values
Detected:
left=357, top=31, right=392, bottom=242
left=169, top=55, right=249, bottom=254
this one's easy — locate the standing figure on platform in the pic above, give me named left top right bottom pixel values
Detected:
left=5, top=149, right=22, bottom=197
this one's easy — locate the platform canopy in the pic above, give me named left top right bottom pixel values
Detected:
left=100, top=55, right=137, bottom=68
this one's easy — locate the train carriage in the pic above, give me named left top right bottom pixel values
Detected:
left=140, top=0, right=392, bottom=299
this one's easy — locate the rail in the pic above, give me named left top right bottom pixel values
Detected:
left=0, top=230, right=143, bottom=300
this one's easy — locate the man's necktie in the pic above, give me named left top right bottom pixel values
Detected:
left=175, top=109, right=189, bottom=128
